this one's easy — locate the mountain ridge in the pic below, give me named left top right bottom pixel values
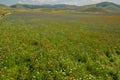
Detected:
left=0, top=2, right=120, bottom=13
left=77, top=2, right=120, bottom=13
left=10, top=4, right=77, bottom=9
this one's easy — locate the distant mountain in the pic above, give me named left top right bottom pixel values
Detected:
left=10, top=4, right=77, bottom=9
left=10, top=2, right=120, bottom=13
left=96, top=2, right=120, bottom=12
left=96, top=2, right=120, bottom=8
left=78, top=2, right=120, bottom=13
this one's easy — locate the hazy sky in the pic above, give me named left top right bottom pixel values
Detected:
left=0, top=0, right=120, bottom=6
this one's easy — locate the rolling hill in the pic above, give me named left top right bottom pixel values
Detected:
left=10, top=4, right=77, bottom=9
left=81, top=7, right=107, bottom=13
left=96, top=2, right=120, bottom=12
left=10, top=2, right=120, bottom=13
left=78, top=2, right=120, bottom=13
left=6, top=2, right=120, bottom=13
left=96, top=2, right=120, bottom=8
left=0, top=4, right=11, bottom=15
left=0, top=4, right=9, bottom=9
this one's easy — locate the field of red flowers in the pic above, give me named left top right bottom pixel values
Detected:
left=0, top=13, right=120, bottom=80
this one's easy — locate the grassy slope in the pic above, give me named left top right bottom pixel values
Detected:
left=76, top=2, right=120, bottom=13
left=0, top=13, right=120, bottom=80
left=104, top=5, right=120, bottom=12
left=0, top=4, right=8, bottom=8
left=0, top=4, right=12, bottom=15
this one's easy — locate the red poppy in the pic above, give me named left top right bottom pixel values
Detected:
left=71, top=77, right=74, bottom=80
left=35, top=66, right=40, bottom=69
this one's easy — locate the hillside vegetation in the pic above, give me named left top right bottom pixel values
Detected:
left=10, top=2, right=120, bottom=13
left=10, top=4, right=77, bottom=9
left=77, top=2, right=120, bottom=13
left=0, top=4, right=8, bottom=9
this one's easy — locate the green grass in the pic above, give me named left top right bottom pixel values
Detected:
left=0, top=13, right=120, bottom=80
left=0, top=10, right=7, bottom=14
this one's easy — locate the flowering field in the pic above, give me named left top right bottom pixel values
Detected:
left=0, top=13, right=120, bottom=80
